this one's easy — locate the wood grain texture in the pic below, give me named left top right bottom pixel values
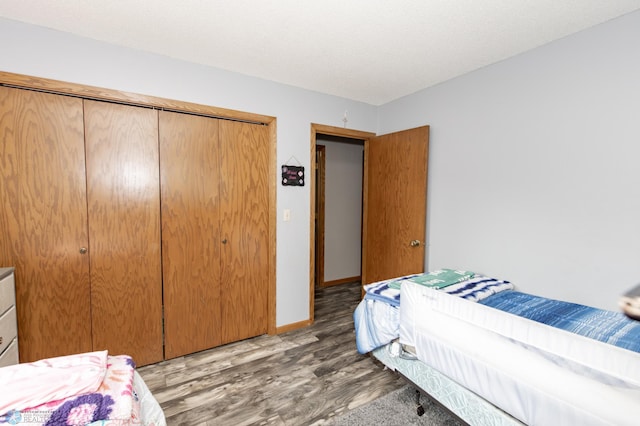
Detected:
left=0, top=71, right=274, bottom=125
left=84, top=100, right=163, bottom=366
left=2, top=71, right=279, bottom=338
left=138, top=282, right=405, bottom=425
left=219, top=120, right=269, bottom=344
left=0, top=87, right=92, bottom=362
left=267, top=120, right=277, bottom=335
left=362, top=126, right=429, bottom=284
left=159, top=111, right=222, bottom=359
left=310, top=123, right=376, bottom=140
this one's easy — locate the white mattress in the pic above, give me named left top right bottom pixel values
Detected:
left=399, top=281, right=640, bottom=426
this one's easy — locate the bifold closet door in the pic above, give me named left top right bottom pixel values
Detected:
left=0, top=87, right=92, bottom=362
left=160, top=111, right=222, bottom=359
left=84, top=100, right=163, bottom=366
left=219, top=120, right=269, bottom=344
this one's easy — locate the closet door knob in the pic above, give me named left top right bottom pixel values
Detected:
left=222, top=239, right=228, bottom=244
left=79, top=247, right=88, bottom=254
left=410, top=240, right=421, bottom=247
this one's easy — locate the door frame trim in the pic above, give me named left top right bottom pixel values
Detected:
left=0, top=71, right=279, bottom=336
left=309, top=124, right=375, bottom=323
left=315, top=144, right=326, bottom=288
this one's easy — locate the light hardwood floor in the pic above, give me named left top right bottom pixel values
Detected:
left=138, top=282, right=405, bottom=425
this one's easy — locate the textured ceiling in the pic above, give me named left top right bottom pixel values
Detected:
left=2, top=0, right=640, bottom=105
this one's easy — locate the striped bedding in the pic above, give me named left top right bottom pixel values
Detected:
left=354, top=273, right=513, bottom=354
left=361, top=273, right=513, bottom=307
left=358, top=274, right=420, bottom=307
left=481, top=291, right=640, bottom=353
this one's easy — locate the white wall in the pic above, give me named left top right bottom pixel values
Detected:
left=378, top=10, right=640, bottom=310
left=3, top=9, right=640, bottom=318
left=0, top=18, right=378, bottom=327
left=318, top=139, right=363, bottom=282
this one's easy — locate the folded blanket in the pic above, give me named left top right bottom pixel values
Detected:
left=363, top=274, right=421, bottom=307
left=388, top=269, right=475, bottom=290
left=363, top=272, right=512, bottom=306
left=356, top=273, right=513, bottom=353
left=0, top=353, right=140, bottom=426
left=441, top=276, right=513, bottom=302
left=0, top=351, right=108, bottom=416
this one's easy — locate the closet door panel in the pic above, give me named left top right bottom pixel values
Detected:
left=219, top=121, right=269, bottom=343
left=160, top=111, right=222, bottom=359
left=84, top=101, right=163, bottom=366
left=0, top=87, right=92, bottom=362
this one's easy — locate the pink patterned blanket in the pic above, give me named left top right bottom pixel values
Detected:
left=0, top=352, right=144, bottom=426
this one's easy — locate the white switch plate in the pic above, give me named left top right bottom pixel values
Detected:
left=283, top=209, right=291, bottom=221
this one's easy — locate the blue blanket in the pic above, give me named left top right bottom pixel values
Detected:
left=481, top=291, right=640, bottom=354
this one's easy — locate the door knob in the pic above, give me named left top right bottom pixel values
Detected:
left=79, top=247, right=88, bottom=254
left=410, top=240, right=421, bottom=247
left=222, top=239, right=228, bottom=244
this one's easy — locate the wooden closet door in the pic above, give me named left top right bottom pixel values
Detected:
left=84, top=100, right=163, bottom=366
left=0, top=87, right=92, bottom=362
left=159, top=111, right=222, bottom=359
left=219, top=120, right=269, bottom=343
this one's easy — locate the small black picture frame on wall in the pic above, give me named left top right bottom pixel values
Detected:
left=282, top=165, right=305, bottom=186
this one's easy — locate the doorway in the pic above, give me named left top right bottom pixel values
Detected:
left=309, top=123, right=429, bottom=324
left=310, top=124, right=374, bottom=321
left=315, top=136, right=365, bottom=289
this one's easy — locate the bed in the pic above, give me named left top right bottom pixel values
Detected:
left=0, top=350, right=166, bottom=426
left=354, top=269, right=640, bottom=426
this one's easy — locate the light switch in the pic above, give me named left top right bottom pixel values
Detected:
left=283, top=209, right=291, bottom=222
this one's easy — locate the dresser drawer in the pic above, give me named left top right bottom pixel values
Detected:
left=0, top=306, right=17, bottom=355
left=0, top=338, right=18, bottom=368
left=0, top=271, right=15, bottom=315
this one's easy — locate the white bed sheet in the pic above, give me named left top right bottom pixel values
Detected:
left=133, top=371, right=166, bottom=426
left=400, top=281, right=640, bottom=426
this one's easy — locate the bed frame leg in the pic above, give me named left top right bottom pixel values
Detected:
left=415, top=389, right=425, bottom=416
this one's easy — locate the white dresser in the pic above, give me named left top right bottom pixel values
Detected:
left=0, top=267, right=19, bottom=367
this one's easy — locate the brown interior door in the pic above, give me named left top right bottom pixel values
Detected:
left=160, top=111, right=222, bottom=359
left=84, top=100, right=163, bottom=366
left=362, top=126, right=429, bottom=285
left=0, top=87, right=93, bottom=362
left=219, top=120, right=269, bottom=344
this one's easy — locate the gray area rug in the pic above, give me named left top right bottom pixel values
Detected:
left=329, top=385, right=464, bottom=425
